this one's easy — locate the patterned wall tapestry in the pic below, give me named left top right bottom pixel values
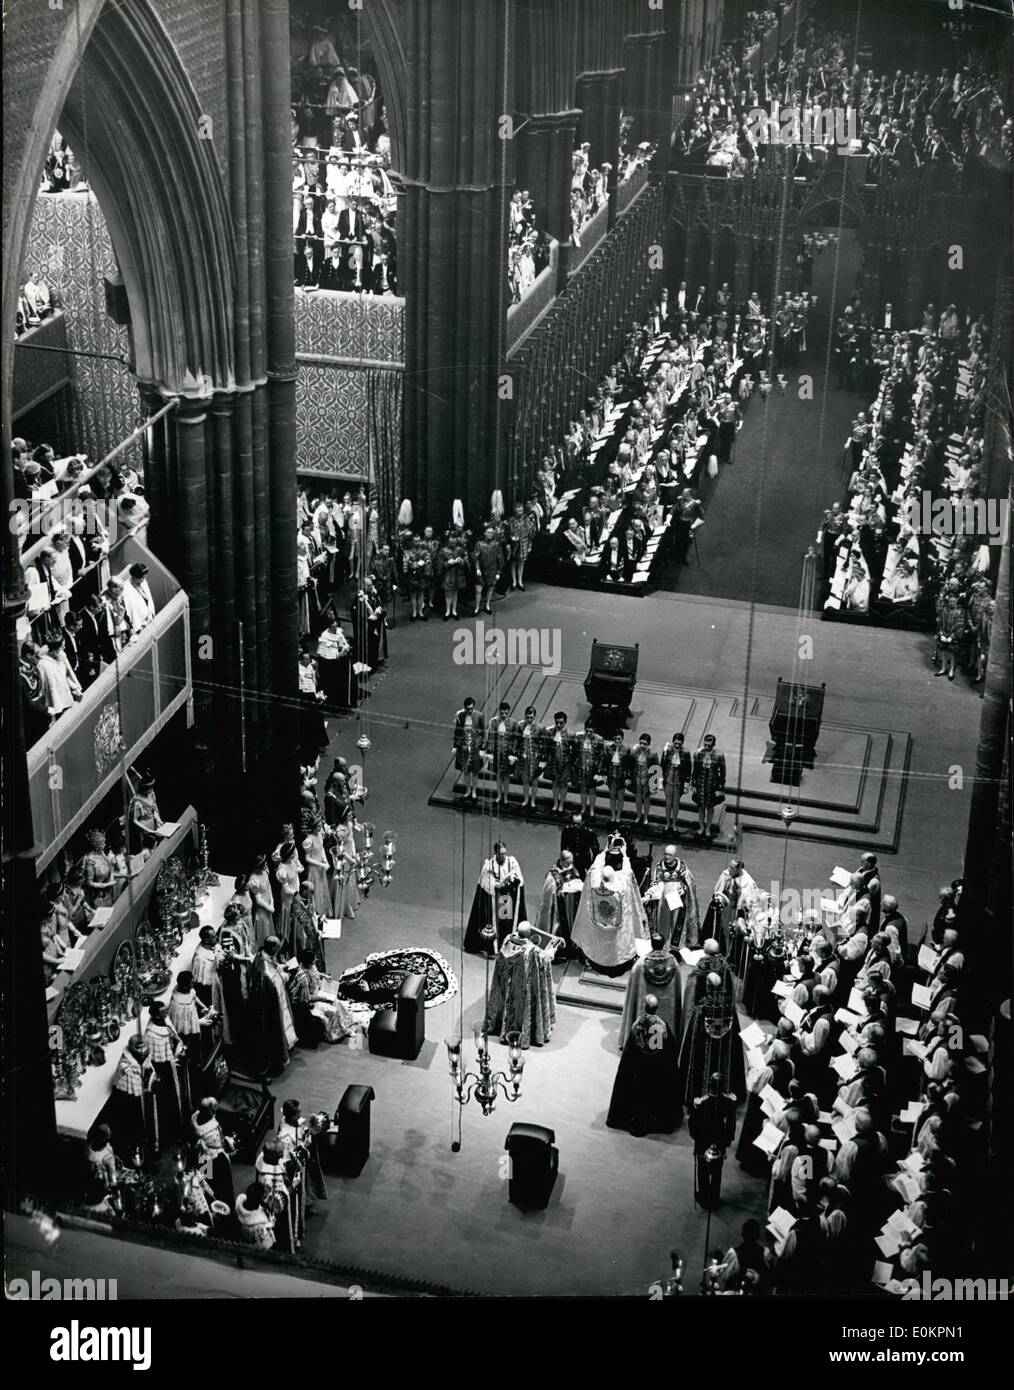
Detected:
left=24, top=193, right=144, bottom=471
left=294, top=290, right=405, bottom=480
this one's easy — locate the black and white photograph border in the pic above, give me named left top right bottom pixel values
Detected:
left=2, top=0, right=1011, bottom=1354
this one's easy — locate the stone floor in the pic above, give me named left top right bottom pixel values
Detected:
left=272, top=577, right=981, bottom=1295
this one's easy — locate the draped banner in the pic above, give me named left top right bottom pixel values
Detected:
left=23, top=193, right=143, bottom=465
left=367, top=367, right=403, bottom=544
left=295, top=291, right=405, bottom=483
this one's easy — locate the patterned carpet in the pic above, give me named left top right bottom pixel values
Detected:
left=339, top=947, right=458, bottom=1014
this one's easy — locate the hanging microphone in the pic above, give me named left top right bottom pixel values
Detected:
left=451, top=1140, right=461, bottom=1153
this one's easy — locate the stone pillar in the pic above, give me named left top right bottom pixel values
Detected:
left=173, top=399, right=212, bottom=765
left=576, top=70, right=623, bottom=172
left=262, top=0, right=300, bottom=812
left=400, top=0, right=511, bottom=526
left=209, top=392, right=238, bottom=755
left=138, top=381, right=170, bottom=563
left=622, top=34, right=666, bottom=148
left=517, top=110, right=582, bottom=244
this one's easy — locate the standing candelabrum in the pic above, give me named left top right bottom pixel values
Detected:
left=193, top=823, right=220, bottom=905
left=379, top=831, right=396, bottom=888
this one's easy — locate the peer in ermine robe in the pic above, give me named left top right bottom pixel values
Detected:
left=641, top=846, right=700, bottom=949
left=709, top=858, right=763, bottom=957
left=534, top=851, right=583, bottom=953
left=464, top=844, right=526, bottom=956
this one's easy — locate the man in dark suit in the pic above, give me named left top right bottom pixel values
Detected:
left=294, top=194, right=322, bottom=282
left=66, top=519, right=90, bottom=579
left=368, top=251, right=395, bottom=295
left=61, top=610, right=85, bottom=685
left=79, top=592, right=109, bottom=677
left=560, top=811, right=599, bottom=878
left=296, top=238, right=321, bottom=288
left=337, top=198, right=367, bottom=244
left=318, top=245, right=345, bottom=292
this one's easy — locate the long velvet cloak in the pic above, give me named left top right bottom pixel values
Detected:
left=606, top=1013, right=682, bottom=1135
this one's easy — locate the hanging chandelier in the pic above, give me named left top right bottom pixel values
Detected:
left=802, top=230, right=839, bottom=256
left=350, top=819, right=397, bottom=895
left=446, top=1020, right=524, bottom=1116
left=446, top=923, right=525, bottom=1115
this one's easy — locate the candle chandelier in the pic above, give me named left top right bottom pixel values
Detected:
left=446, top=924, right=524, bottom=1116
left=446, top=1021, right=524, bottom=1116
left=345, top=735, right=398, bottom=893
left=353, top=820, right=398, bottom=893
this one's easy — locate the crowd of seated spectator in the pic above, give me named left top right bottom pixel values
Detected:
left=819, top=304, right=997, bottom=652
left=533, top=282, right=804, bottom=585
left=709, top=852, right=990, bottom=1295
left=13, top=435, right=155, bottom=744
left=675, top=22, right=1011, bottom=181
left=290, top=26, right=398, bottom=295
